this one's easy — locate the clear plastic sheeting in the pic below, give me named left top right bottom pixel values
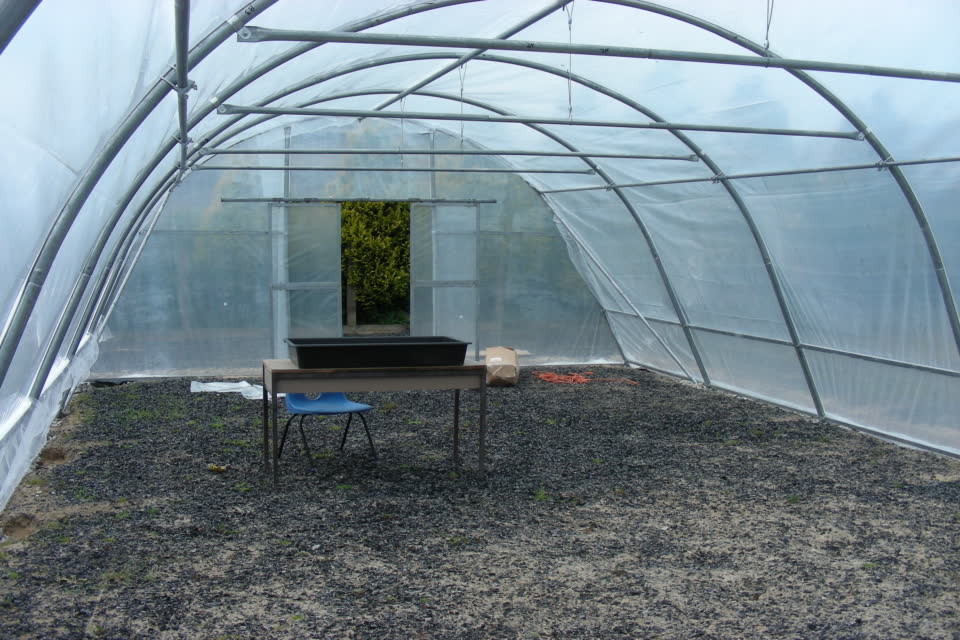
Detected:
left=0, top=336, right=98, bottom=510
left=546, top=190, right=678, bottom=321
left=808, top=350, right=960, bottom=456
left=695, top=330, right=817, bottom=413
left=607, top=312, right=691, bottom=380
left=646, top=318, right=702, bottom=384
left=626, top=182, right=791, bottom=341
left=902, top=163, right=960, bottom=295
left=95, top=118, right=620, bottom=375
left=742, top=172, right=960, bottom=371
left=2, top=0, right=960, bottom=506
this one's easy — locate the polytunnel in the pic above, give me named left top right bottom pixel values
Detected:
left=1, top=0, right=959, bottom=508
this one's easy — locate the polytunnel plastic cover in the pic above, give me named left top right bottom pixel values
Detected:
left=0, top=0, right=958, bottom=508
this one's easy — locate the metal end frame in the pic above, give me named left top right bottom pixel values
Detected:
left=204, top=80, right=717, bottom=384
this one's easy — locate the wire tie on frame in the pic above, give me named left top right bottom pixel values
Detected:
left=160, top=71, right=178, bottom=91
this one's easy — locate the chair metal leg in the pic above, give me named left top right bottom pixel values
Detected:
left=278, top=414, right=298, bottom=459
left=339, top=413, right=353, bottom=451
left=358, top=413, right=377, bottom=459
left=297, top=415, right=314, bottom=466
left=338, top=413, right=376, bottom=459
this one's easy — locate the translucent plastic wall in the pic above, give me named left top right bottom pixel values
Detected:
left=93, top=119, right=620, bottom=377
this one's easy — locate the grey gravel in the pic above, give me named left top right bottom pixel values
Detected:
left=1, top=365, right=958, bottom=639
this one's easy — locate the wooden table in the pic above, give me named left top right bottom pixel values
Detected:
left=261, top=359, right=488, bottom=485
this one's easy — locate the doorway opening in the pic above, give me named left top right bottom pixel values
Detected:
left=270, top=199, right=480, bottom=357
left=341, top=201, right=411, bottom=337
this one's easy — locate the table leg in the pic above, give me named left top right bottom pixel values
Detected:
left=262, top=383, right=269, bottom=474
left=452, top=389, right=461, bottom=466
left=479, top=373, right=487, bottom=474
left=271, top=390, right=279, bottom=488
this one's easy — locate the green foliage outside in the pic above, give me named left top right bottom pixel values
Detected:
left=341, top=201, right=410, bottom=324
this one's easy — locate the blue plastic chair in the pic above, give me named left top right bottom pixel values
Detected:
left=279, top=392, right=376, bottom=462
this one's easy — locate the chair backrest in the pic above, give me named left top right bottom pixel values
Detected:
left=285, top=392, right=348, bottom=402
left=285, top=392, right=353, bottom=414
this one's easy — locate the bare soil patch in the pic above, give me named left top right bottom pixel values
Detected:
left=1, top=366, right=958, bottom=639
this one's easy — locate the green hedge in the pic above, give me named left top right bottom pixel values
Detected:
left=341, top=201, right=410, bottom=320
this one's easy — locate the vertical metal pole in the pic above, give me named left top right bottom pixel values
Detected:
left=271, top=388, right=279, bottom=487
left=267, top=201, right=276, bottom=357
left=276, top=125, right=293, bottom=353
left=174, top=0, right=191, bottom=179
left=473, top=203, right=480, bottom=362
left=452, top=389, right=461, bottom=466
left=261, top=364, right=270, bottom=473
left=334, top=202, right=344, bottom=337
left=283, top=125, right=292, bottom=199
left=478, top=371, right=487, bottom=475
left=429, top=131, right=438, bottom=337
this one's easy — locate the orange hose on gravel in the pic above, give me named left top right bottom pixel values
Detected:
left=531, top=371, right=638, bottom=385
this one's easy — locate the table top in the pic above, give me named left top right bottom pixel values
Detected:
left=262, top=359, right=486, bottom=393
left=263, top=358, right=484, bottom=374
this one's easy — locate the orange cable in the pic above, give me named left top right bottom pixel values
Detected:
left=530, top=370, right=638, bottom=386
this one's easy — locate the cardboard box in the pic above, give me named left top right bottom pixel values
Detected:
left=485, top=346, right=519, bottom=387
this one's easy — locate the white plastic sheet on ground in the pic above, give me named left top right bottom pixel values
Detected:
left=189, top=380, right=270, bottom=401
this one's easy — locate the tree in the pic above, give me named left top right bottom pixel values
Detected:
left=341, top=201, right=410, bottom=323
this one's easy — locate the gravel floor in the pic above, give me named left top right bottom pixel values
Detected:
left=1, top=366, right=959, bottom=639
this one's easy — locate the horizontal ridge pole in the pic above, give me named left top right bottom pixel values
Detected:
left=541, top=155, right=960, bottom=193
left=217, top=104, right=861, bottom=139
left=199, top=147, right=699, bottom=161
left=237, top=26, right=960, bottom=84
left=222, top=197, right=497, bottom=204
left=196, top=164, right=593, bottom=174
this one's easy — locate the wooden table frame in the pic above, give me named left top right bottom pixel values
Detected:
left=261, top=359, right=487, bottom=486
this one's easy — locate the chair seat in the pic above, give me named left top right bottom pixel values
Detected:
left=285, top=392, right=372, bottom=415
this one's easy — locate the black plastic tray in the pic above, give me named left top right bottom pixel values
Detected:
left=286, top=336, right=469, bottom=369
